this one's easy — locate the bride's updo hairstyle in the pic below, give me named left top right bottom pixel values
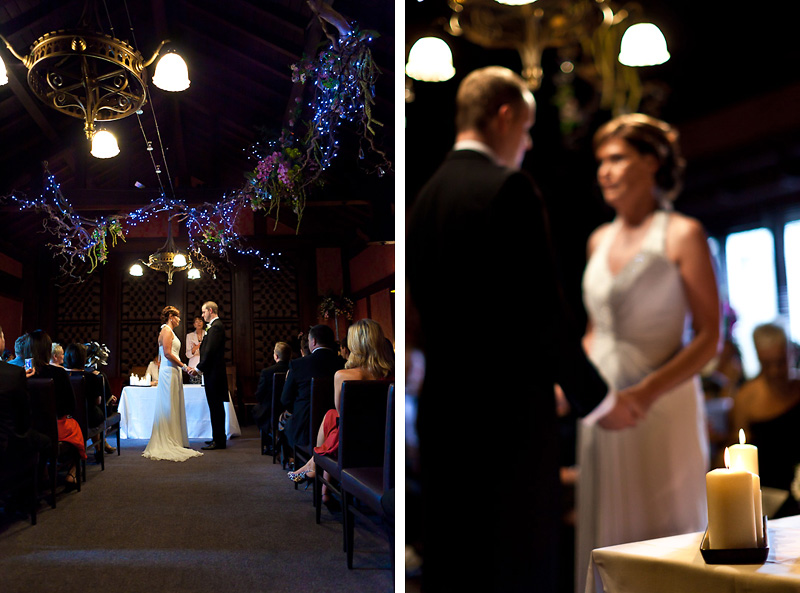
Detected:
left=593, top=113, right=686, bottom=205
left=161, top=305, right=180, bottom=325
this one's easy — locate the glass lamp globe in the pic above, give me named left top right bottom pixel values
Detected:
left=152, top=53, right=191, bottom=92
left=406, top=37, right=456, bottom=82
left=619, top=23, right=670, bottom=67
left=187, top=267, right=201, bottom=280
left=173, top=253, right=188, bottom=268
left=91, top=130, right=120, bottom=158
left=0, top=56, right=7, bottom=85
left=129, top=263, right=144, bottom=277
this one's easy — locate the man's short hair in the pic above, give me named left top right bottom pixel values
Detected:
left=14, top=335, right=26, bottom=355
left=308, top=324, right=336, bottom=349
left=203, top=301, right=219, bottom=315
left=274, top=341, right=291, bottom=362
left=455, top=66, right=532, bottom=135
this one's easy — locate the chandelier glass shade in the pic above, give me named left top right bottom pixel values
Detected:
left=406, top=37, right=456, bottom=82
left=90, top=129, right=120, bottom=158
left=618, top=23, right=670, bottom=67
left=152, top=53, right=191, bottom=91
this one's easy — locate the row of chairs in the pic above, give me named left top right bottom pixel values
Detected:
left=257, top=373, right=394, bottom=571
left=5, top=375, right=121, bottom=524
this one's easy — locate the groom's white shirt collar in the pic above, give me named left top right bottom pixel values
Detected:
left=208, top=316, right=219, bottom=325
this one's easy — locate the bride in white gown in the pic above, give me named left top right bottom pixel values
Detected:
left=575, top=115, right=719, bottom=593
left=143, top=306, right=203, bottom=462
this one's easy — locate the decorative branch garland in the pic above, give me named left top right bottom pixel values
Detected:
left=243, top=4, right=391, bottom=230
left=0, top=8, right=390, bottom=284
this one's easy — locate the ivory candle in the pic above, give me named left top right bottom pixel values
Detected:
left=752, top=473, right=764, bottom=547
left=706, top=448, right=757, bottom=549
left=728, top=429, right=759, bottom=475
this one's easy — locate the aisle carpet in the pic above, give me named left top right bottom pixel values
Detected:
left=0, top=425, right=392, bottom=593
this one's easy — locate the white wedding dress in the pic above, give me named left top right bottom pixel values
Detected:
left=142, top=327, right=203, bottom=462
left=575, top=210, right=708, bottom=593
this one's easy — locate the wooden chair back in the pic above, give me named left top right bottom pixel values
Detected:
left=271, top=372, right=287, bottom=464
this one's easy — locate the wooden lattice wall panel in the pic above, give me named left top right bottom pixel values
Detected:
left=120, top=271, right=166, bottom=375
left=55, top=272, right=102, bottom=349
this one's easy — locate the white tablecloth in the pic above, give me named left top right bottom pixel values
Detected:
left=587, top=515, right=800, bottom=593
left=119, top=385, right=241, bottom=439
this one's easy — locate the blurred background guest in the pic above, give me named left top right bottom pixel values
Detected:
left=22, top=330, right=86, bottom=488
left=729, top=323, right=800, bottom=517
left=50, top=343, right=64, bottom=367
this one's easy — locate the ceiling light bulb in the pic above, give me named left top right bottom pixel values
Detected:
left=173, top=253, right=187, bottom=267
left=187, top=268, right=201, bottom=280
left=91, top=130, right=120, bottom=158
left=494, top=0, right=536, bottom=5
left=152, top=53, right=190, bottom=91
left=618, top=23, right=670, bottom=67
left=406, top=37, right=456, bottom=82
left=129, top=263, right=143, bottom=277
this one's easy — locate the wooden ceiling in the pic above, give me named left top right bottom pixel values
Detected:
left=0, top=0, right=395, bottom=259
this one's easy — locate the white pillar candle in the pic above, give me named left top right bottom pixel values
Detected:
left=752, top=473, right=764, bottom=547
left=729, top=428, right=759, bottom=475
left=706, top=448, right=758, bottom=549
left=706, top=468, right=757, bottom=549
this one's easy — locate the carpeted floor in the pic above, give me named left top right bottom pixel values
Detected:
left=0, top=424, right=393, bottom=593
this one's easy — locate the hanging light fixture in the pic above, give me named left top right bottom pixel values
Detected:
left=618, top=23, right=670, bottom=67
left=90, top=129, right=121, bottom=158
left=437, top=0, right=669, bottom=114
left=136, top=216, right=192, bottom=284
left=406, top=37, right=456, bottom=82
left=152, top=52, right=191, bottom=91
left=0, top=0, right=188, bottom=157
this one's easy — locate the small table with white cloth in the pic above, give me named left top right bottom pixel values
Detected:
left=587, top=514, right=800, bottom=593
left=119, top=384, right=241, bottom=439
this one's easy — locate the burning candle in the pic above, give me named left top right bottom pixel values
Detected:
left=728, top=429, right=759, bottom=475
left=705, top=448, right=757, bottom=549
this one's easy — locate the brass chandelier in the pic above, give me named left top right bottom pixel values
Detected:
left=407, top=0, right=670, bottom=115
left=130, top=216, right=192, bottom=285
left=0, top=0, right=188, bottom=157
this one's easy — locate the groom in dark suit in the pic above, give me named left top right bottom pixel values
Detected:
left=407, top=66, right=639, bottom=593
left=196, top=301, right=228, bottom=450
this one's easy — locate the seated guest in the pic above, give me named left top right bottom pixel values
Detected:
left=22, top=330, right=86, bottom=488
left=50, top=343, right=64, bottom=367
left=146, top=354, right=160, bottom=386
left=289, top=319, right=394, bottom=509
left=338, top=337, right=351, bottom=362
left=0, top=325, right=50, bottom=483
left=299, top=332, right=310, bottom=357
left=8, top=335, right=27, bottom=367
left=729, top=323, right=800, bottom=516
left=185, top=316, right=205, bottom=383
left=280, top=325, right=345, bottom=457
left=64, top=343, right=116, bottom=456
left=252, top=342, right=292, bottom=434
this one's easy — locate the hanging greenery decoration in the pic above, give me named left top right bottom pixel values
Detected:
left=0, top=4, right=390, bottom=282
left=243, top=1, right=391, bottom=231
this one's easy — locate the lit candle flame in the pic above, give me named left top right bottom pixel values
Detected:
left=724, top=446, right=730, bottom=469
left=739, top=428, right=746, bottom=445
